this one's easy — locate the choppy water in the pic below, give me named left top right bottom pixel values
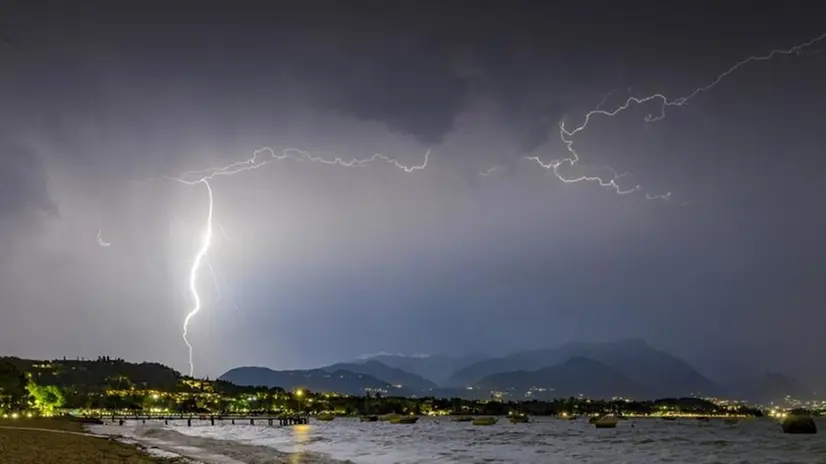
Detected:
left=169, top=417, right=826, bottom=463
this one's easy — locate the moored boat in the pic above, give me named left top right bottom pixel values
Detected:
left=594, top=415, right=619, bottom=428
left=508, top=413, right=529, bottom=423
left=391, top=415, right=419, bottom=424
left=781, top=415, right=817, bottom=434
left=473, top=417, right=498, bottom=426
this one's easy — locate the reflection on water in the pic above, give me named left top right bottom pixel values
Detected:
left=291, top=424, right=312, bottom=464
left=172, top=416, right=826, bottom=463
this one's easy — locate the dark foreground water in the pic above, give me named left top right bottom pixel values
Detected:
left=166, top=416, right=826, bottom=463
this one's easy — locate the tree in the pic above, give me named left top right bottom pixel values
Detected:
left=26, top=380, right=65, bottom=415
left=177, top=398, right=198, bottom=414
left=0, top=361, right=27, bottom=412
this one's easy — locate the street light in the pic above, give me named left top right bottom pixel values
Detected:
left=295, top=389, right=304, bottom=415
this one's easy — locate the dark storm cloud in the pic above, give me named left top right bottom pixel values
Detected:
left=293, top=33, right=469, bottom=145
left=1, top=0, right=826, bottom=389
left=0, top=142, right=54, bottom=218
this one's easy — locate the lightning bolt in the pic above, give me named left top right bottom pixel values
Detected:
left=479, top=165, right=503, bottom=176
left=526, top=30, right=826, bottom=199
left=216, top=221, right=231, bottom=242
left=96, top=227, right=111, bottom=247
left=171, top=147, right=429, bottom=376
left=181, top=178, right=213, bottom=377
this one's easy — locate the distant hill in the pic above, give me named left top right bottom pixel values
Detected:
left=446, top=339, right=716, bottom=397
left=475, top=356, right=649, bottom=400
left=360, top=352, right=488, bottom=385
left=1, top=356, right=181, bottom=392
left=324, top=360, right=438, bottom=391
left=218, top=367, right=402, bottom=396
left=736, top=372, right=814, bottom=405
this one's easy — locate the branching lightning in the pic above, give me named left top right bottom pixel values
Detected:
left=205, top=255, right=241, bottom=317
left=123, top=30, right=824, bottom=377
left=479, top=165, right=503, bottom=176
left=524, top=31, right=826, bottom=199
left=171, top=147, right=429, bottom=376
left=169, top=147, right=429, bottom=185
left=216, top=221, right=231, bottom=242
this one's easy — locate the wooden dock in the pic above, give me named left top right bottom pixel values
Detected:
left=100, top=414, right=310, bottom=427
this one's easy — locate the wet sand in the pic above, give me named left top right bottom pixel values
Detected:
left=0, top=422, right=167, bottom=464
left=88, top=423, right=349, bottom=464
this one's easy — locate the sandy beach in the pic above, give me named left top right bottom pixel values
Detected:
left=88, top=423, right=349, bottom=464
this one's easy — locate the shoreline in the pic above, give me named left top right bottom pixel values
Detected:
left=88, top=422, right=350, bottom=464
left=0, top=419, right=178, bottom=464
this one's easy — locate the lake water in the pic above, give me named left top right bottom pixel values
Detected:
left=165, top=416, right=826, bottom=463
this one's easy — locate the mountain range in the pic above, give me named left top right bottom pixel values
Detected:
left=474, top=356, right=648, bottom=399
left=447, top=338, right=715, bottom=397
left=218, top=338, right=814, bottom=404
left=355, top=352, right=488, bottom=385
left=219, top=367, right=407, bottom=396
left=325, top=360, right=437, bottom=391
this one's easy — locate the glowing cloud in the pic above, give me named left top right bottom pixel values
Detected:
left=171, top=148, right=429, bottom=376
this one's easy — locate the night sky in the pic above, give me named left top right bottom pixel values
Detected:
left=1, top=1, right=825, bottom=387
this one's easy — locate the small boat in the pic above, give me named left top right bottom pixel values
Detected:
left=566, top=415, right=578, bottom=420
left=508, top=413, right=530, bottom=423
left=359, top=415, right=378, bottom=422
left=696, top=416, right=710, bottom=422
left=390, top=415, right=419, bottom=424
left=594, top=415, right=619, bottom=429
left=452, top=416, right=474, bottom=422
left=661, top=416, right=677, bottom=421
left=781, top=415, right=817, bottom=434
left=379, top=413, right=401, bottom=422
left=588, top=416, right=599, bottom=424
left=473, top=417, right=498, bottom=426
left=315, top=413, right=335, bottom=422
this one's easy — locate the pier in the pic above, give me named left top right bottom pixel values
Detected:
left=99, top=414, right=310, bottom=427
